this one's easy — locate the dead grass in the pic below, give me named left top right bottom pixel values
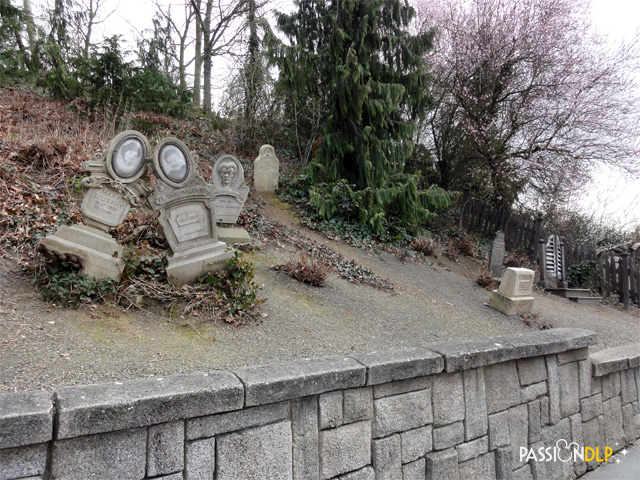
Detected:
left=476, top=267, right=496, bottom=290
left=272, top=252, right=330, bottom=287
left=410, top=236, right=437, bottom=256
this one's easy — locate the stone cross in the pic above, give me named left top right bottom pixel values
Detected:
left=489, top=267, right=535, bottom=315
left=253, top=144, right=279, bottom=193
left=489, top=230, right=506, bottom=278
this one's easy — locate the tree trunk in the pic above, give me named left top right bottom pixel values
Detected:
left=23, top=0, right=38, bottom=70
left=193, top=0, right=202, bottom=107
left=202, top=0, right=212, bottom=114
left=244, top=0, right=257, bottom=139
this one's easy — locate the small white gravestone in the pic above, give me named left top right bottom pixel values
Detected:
left=489, top=230, right=506, bottom=278
left=253, top=144, right=279, bottom=193
left=148, top=138, right=233, bottom=285
left=489, top=267, right=535, bottom=315
left=38, top=130, right=152, bottom=281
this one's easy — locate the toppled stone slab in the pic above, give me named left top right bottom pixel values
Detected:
left=352, top=347, right=444, bottom=385
left=590, top=343, right=640, bottom=376
left=0, top=391, right=53, bottom=449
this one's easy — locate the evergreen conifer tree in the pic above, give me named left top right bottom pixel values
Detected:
left=272, top=0, right=453, bottom=233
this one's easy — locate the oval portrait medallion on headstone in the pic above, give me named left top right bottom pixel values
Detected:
left=112, top=136, right=146, bottom=179
left=159, top=144, right=189, bottom=183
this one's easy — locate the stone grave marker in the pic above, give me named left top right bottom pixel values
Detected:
left=537, top=234, right=568, bottom=288
left=489, top=230, right=506, bottom=277
left=488, top=267, right=535, bottom=315
left=38, top=130, right=152, bottom=280
left=253, top=144, right=279, bottom=193
left=148, top=138, right=233, bottom=285
left=210, top=154, right=250, bottom=245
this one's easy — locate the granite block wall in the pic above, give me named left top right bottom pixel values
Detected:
left=1, top=328, right=638, bottom=480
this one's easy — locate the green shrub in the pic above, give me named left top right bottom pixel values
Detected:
left=567, top=260, right=598, bottom=290
left=36, top=262, right=116, bottom=308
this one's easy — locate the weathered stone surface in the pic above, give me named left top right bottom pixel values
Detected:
left=521, top=382, right=547, bottom=403
left=337, top=466, right=375, bottom=480
left=489, top=290, right=534, bottom=316
left=456, top=435, right=488, bottom=462
left=373, top=390, right=432, bottom=437
left=495, top=446, right=514, bottom=480
left=602, top=396, right=625, bottom=450
left=425, top=449, right=458, bottom=480
left=319, top=390, right=343, bottom=429
left=254, top=144, right=280, bottom=194
left=489, top=410, right=511, bottom=449
left=0, top=391, right=52, bottom=449
left=485, top=361, right=521, bottom=414
left=489, top=231, right=506, bottom=278
left=343, top=388, right=373, bottom=424
left=546, top=355, right=561, bottom=425
left=352, top=348, right=443, bottom=385
left=217, top=421, right=293, bottom=480
left=430, top=337, right=514, bottom=372
left=0, top=443, right=47, bottom=479
left=591, top=344, right=639, bottom=376
left=185, top=437, right=215, bottom=480
left=508, top=404, right=529, bottom=468
left=497, top=268, right=535, bottom=298
left=458, top=453, right=496, bottom=480
left=403, top=458, right=426, bottom=480
left=580, top=394, right=603, bottom=422
left=513, top=464, right=533, bottom=480
left=153, top=473, right=184, bottom=480
left=622, top=403, right=640, bottom=443
left=187, top=401, right=289, bottom=440
left=591, top=375, right=602, bottom=395
left=581, top=418, right=601, bottom=470
left=291, top=396, right=319, bottom=480
left=209, top=154, right=248, bottom=224
left=557, top=347, right=589, bottom=365
left=559, top=361, right=580, bottom=417
left=52, top=428, right=146, bottom=480
left=147, top=420, right=184, bottom=477
left=233, top=356, right=365, bottom=407
left=433, top=372, right=464, bottom=426
left=56, top=371, right=243, bottom=438
left=165, top=241, right=233, bottom=286
left=528, top=400, right=541, bottom=444
left=401, top=426, right=432, bottom=464
left=372, top=434, right=401, bottom=480
left=601, top=372, right=621, bottom=400
left=463, top=368, right=488, bottom=440
left=506, top=329, right=597, bottom=359
left=540, top=396, right=549, bottom=426
left=569, top=413, right=587, bottom=477
left=621, top=368, right=638, bottom=405
left=217, top=226, right=250, bottom=245
left=433, top=421, right=464, bottom=451
left=319, top=421, right=371, bottom=479
left=373, top=376, right=432, bottom=399
left=579, top=360, right=592, bottom=399
left=540, top=419, right=574, bottom=479
left=516, top=357, right=547, bottom=386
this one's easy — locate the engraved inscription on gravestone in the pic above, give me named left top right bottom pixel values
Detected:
left=81, top=187, right=131, bottom=227
left=490, top=267, right=535, bottom=315
left=489, top=231, right=506, bottom=277
left=168, top=203, right=211, bottom=243
left=253, top=144, right=280, bottom=194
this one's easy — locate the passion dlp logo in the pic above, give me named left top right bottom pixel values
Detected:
left=520, top=439, right=613, bottom=463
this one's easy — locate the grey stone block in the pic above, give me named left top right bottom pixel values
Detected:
left=463, top=368, right=488, bottom=440
left=401, top=425, right=432, bottom=464
left=147, top=420, right=184, bottom=477
left=152, top=474, right=183, bottom=480
left=528, top=400, right=541, bottom=444
left=557, top=347, right=589, bottom=365
left=433, top=372, right=464, bottom=426
left=352, top=347, right=444, bottom=385
left=591, top=375, right=602, bottom=395
left=319, top=421, right=371, bottom=479
left=217, top=421, right=293, bottom=480
left=559, top=361, right=580, bottom=417
left=425, top=448, right=458, bottom=480
left=521, top=382, right=546, bottom=403
left=602, top=371, right=621, bottom=400
left=0, top=391, right=52, bottom=449
left=343, top=387, right=373, bottom=424
left=539, top=419, right=573, bottom=479
left=495, top=446, right=514, bottom=480
left=513, top=464, right=533, bottom=480
left=187, top=401, right=289, bottom=440
left=372, top=434, right=401, bottom=480
left=545, top=355, right=561, bottom=424
left=603, top=396, right=625, bottom=450
left=56, top=371, right=243, bottom=439
left=569, top=413, right=586, bottom=477
left=485, top=361, right=520, bottom=414
left=51, top=428, right=146, bottom=480
left=489, top=410, right=511, bottom=449
left=503, top=328, right=596, bottom=360
left=291, top=396, right=319, bottom=480
left=337, top=466, right=375, bottom=480
left=527, top=441, right=547, bottom=480
left=621, top=368, right=638, bottom=405
left=429, top=337, right=515, bottom=372
left=622, top=403, right=640, bottom=442
left=517, top=357, right=547, bottom=387
left=458, top=453, right=495, bottom=480
left=319, top=390, right=343, bottom=430
left=402, top=458, right=426, bottom=480
left=185, top=437, right=215, bottom=480
left=433, top=421, right=464, bottom=450
left=233, top=356, right=365, bottom=407
left=540, top=396, right=549, bottom=426
left=581, top=418, right=601, bottom=470
left=591, top=343, right=639, bottom=376
left=373, top=389, right=432, bottom=438
left=0, top=443, right=47, bottom=479
left=579, top=360, right=592, bottom=399
left=508, top=404, right=529, bottom=468
left=456, top=435, right=488, bottom=462
left=580, top=394, right=603, bottom=422
left=374, top=376, right=432, bottom=399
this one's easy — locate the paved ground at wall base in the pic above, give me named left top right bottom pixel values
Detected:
left=1, top=199, right=638, bottom=393
left=580, top=441, right=640, bottom=479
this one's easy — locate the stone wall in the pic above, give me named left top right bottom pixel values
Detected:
left=1, top=328, right=638, bottom=480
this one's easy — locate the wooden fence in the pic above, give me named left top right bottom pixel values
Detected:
left=597, top=252, right=640, bottom=309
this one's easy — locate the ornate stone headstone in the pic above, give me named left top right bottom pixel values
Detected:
left=253, top=144, right=279, bottom=194
left=537, top=234, right=567, bottom=288
left=148, top=138, right=233, bottom=285
left=489, top=230, right=506, bottom=278
left=38, top=131, right=152, bottom=280
left=488, top=267, right=535, bottom=315
left=210, top=154, right=250, bottom=245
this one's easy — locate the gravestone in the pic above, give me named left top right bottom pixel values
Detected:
left=489, top=230, right=506, bottom=277
left=38, top=131, right=152, bottom=280
left=253, top=144, right=279, bottom=194
left=148, top=138, right=233, bottom=285
left=210, top=154, right=250, bottom=245
left=488, top=267, right=535, bottom=315
left=537, top=234, right=568, bottom=288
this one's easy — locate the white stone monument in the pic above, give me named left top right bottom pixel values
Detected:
left=253, top=144, right=279, bottom=194
left=38, top=131, right=152, bottom=280
left=489, top=267, right=535, bottom=315
left=210, top=154, right=250, bottom=245
left=148, top=138, right=233, bottom=285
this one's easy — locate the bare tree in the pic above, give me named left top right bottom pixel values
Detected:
left=414, top=0, right=640, bottom=208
